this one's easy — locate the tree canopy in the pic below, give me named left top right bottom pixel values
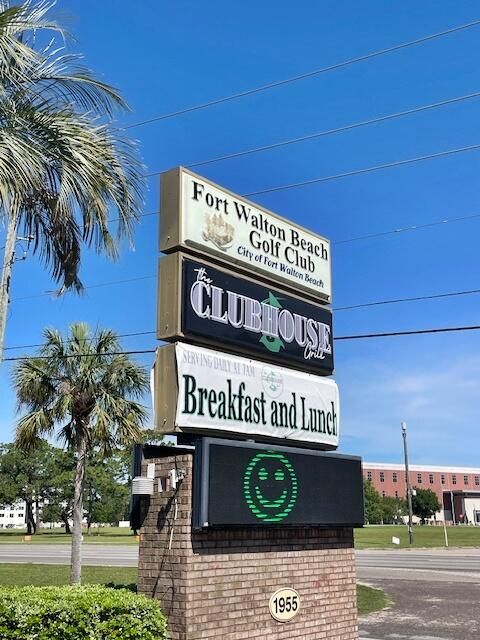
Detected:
left=412, top=487, right=441, bottom=523
left=0, top=0, right=145, bottom=292
left=0, top=440, right=54, bottom=533
left=0, top=0, right=145, bottom=362
left=13, top=322, right=149, bottom=583
left=363, top=479, right=383, bottom=524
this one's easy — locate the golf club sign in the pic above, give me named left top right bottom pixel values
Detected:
left=154, top=342, right=339, bottom=449
left=160, top=167, right=331, bottom=302
left=148, top=168, right=363, bottom=638
left=158, top=253, right=333, bottom=375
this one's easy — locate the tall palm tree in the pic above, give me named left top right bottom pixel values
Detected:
left=0, top=0, right=145, bottom=361
left=13, top=322, right=149, bottom=584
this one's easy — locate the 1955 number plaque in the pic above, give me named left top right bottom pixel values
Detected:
left=269, top=588, right=300, bottom=622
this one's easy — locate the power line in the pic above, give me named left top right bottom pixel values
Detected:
left=10, top=275, right=155, bottom=303
left=144, top=143, right=480, bottom=188
left=335, top=324, right=480, bottom=340
left=3, top=330, right=156, bottom=352
left=333, top=287, right=480, bottom=311
left=166, top=91, right=480, bottom=170
left=6, top=279, right=480, bottom=352
left=129, top=208, right=480, bottom=245
left=124, top=19, right=480, bottom=130
left=4, top=323, right=480, bottom=361
left=8, top=269, right=480, bottom=313
left=334, top=212, right=480, bottom=244
left=243, top=143, right=480, bottom=196
left=4, top=349, right=156, bottom=362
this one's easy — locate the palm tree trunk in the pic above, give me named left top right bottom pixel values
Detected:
left=86, top=481, right=94, bottom=535
left=0, top=212, right=18, bottom=363
left=70, top=435, right=87, bottom=584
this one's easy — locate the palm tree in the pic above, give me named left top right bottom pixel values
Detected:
left=0, top=0, right=145, bottom=361
left=13, top=322, right=149, bottom=584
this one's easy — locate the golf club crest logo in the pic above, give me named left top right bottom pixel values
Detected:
left=243, top=451, right=298, bottom=522
left=261, top=365, right=283, bottom=398
left=202, top=212, right=234, bottom=251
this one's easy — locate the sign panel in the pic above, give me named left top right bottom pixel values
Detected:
left=158, top=253, right=334, bottom=375
left=160, top=167, right=332, bottom=302
left=154, top=343, right=340, bottom=448
left=193, top=438, right=364, bottom=528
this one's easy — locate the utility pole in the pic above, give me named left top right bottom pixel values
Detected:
left=402, top=421, right=414, bottom=545
left=0, top=213, right=18, bottom=365
left=0, top=212, right=33, bottom=365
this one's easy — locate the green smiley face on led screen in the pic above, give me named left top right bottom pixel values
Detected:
left=243, top=451, right=298, bottom=523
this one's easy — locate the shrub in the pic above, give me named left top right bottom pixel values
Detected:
left=0, top=585, right=167, bottom=640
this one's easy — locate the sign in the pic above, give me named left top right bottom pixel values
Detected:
left=158, top=253, right=334, bottom=375
left=192, top=438, right=364, bottom=527
left=160, top=167, right=332, bottom=302
left=154, top=343, right=340, bottom=448
left=269, top=588, right=300, bottom=622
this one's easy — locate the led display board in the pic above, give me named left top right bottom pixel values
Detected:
left=193, top=438, right=364, bottom=528
left=158, top=253, right=333, bottom=375
left=153, top=342, right=340, bottom=449
left=159, top=167, right=331, bottom=302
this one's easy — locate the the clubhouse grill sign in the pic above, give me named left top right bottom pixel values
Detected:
left=160, top=167, right=332, bottom=302
left=154, top=343, right=339, bottom=449
left=158, top=254, right=333, bottom=375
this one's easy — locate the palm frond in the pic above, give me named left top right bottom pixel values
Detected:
left=27, top=52, right=127, bottom=116
left=0, top=2, right=63, bottom=89
left=0, top=0, right=145, bottom=292
left=0, top=105, right=145, bottom=291
left=13, top=324, right=149, bottom=454
left=16, top=408, right=56, bottom=450
left=12, top=357, right=56, bottom=408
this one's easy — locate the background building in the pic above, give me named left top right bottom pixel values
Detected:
left=0, top=502, right=26, bottom=529
left=363, top=462, right=480, bottom=524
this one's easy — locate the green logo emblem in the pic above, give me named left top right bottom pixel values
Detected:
left=260, top=292, right=284, bottom=353
left=243, top=451, right=298, bottom=523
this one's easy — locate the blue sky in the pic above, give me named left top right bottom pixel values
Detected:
left=1, top=0, right=480, bottom=465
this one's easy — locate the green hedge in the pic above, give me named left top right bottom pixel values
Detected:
left=0, top=585, right=167, bottom=640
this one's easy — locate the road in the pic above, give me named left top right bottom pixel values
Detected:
left=1, top=545, right=479, bottom=638
left=357, top=548, right=480, bottom=583
left=0, top=544, right=138, bottom=567
left=3, top=545, right=480, bottom=574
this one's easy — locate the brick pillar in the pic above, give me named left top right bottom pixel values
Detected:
left=138, top=447, right=359, bottom=640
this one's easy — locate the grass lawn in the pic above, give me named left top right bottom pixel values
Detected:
left=0, top=563, right=137, bottom=588
left=357, top=584, right=390, bottom=615
left=355, top=524, right=480, bottom=549
left=0, top=527, right=138, bottom=545
left=0, top=564, right=390, bottom=616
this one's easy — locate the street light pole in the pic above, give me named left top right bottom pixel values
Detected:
left=402, top=421, right=414, bottom=545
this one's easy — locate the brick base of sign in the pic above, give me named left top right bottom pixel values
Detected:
left=137, top=448, right=359, bottom=640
